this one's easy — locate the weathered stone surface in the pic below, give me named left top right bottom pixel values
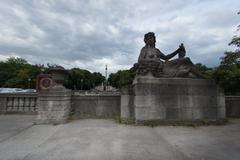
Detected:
left=1, top=92, right=238, bottom=120
left=134, top=32, right=204, bottom=78
left=217, top=87, right=226, bottom=119
left=121, top=76, right=226, bottom=123
left=225, top=96, right=240, bottom=118
left=0, top=93, right=38, bottom=114
left=71, top=93, right=120, bottom=118
left=36, top=85, right=71, bottom=124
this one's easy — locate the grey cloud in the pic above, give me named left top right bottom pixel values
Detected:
left=0, top=0, right=239, bottom=74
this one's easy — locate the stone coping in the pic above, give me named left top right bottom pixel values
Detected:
left=0, top=92, right=38, bottom=97
left=133, top=76, right=216, bottom=85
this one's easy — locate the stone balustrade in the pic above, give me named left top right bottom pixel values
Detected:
left=0, top=93, right=38, bottom=114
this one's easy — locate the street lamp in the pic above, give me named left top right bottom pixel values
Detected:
left=81, top=79, right=83, bottom=90
left=28, top=78, right=31, bottom=89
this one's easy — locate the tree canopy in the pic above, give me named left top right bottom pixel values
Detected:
left=0, top=57, right=105, bottom=90
left=211, top=12, right=240, bottom=95
left=0, top=57, right=41, bottom=89
left=64, top=68, right=105, bottom=90
left=108, top=69, right=135, bottom=88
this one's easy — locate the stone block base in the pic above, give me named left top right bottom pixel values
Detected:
left=121, top=76, right=226, bottom=124
left=36, top=85, right=71, bottom=125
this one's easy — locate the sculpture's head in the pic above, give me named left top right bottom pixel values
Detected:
left=144, top=32, right=156, bottom=47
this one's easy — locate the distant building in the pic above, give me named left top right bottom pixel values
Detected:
left=92, top=82, right=118, bottom=92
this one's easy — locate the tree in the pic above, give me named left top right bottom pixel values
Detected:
left=194, top=63, right=211, bottom=73
left=211, top=12, right=240, bottom=95
left=108, top=69, right=135, bottom=88
left=220, top=51, right=240, bottom=67
left=229, top=12, right=240, bottom=48
left=0, top=57, right=26, bottom=86
left=92, top=72, right=105, bottom=86
left=0, top=57, right=105, bottom=90
left=65, top=68, right=105, bottom=90
left=0, top=57, right=41, bottom=88
left=214, top=50, right=240, bottom=94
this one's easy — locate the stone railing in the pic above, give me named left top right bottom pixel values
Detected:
left=0, top=93, right=38, bottom=114
left=71, top=91, right=121, bottom=118
left=225, top=96, right=240, bottom=118
left=0, top=92, right=239, bottom=118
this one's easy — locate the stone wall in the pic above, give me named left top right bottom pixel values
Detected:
left=71, top=92, right=121, bottom=118
left=226, top=96, right=240, bottom=118
left=121, top=76, right=227, bottom=124
left=0, top=92, right=239, bottom=119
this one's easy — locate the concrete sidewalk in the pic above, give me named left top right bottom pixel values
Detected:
left=0, top=115, right=240, bottom=160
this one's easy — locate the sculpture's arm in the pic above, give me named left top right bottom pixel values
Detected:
left=157, top=48, right=179, bottom=60
left=138, top=47, right=147, bottom=61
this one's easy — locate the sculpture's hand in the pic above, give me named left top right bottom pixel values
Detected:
left=175, top=47, right=181, bottom=54
left=178, top=43, right=186, bottom=58
left=179, top=43, right=185, bottom=52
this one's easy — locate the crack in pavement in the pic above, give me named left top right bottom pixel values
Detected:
left=21, top=124, right=63, bottom=160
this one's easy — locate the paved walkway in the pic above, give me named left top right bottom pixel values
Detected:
left=0, top=115, right=240, bottom=160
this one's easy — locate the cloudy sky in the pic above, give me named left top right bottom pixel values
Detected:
left=0, top=0, right=239, bottom=74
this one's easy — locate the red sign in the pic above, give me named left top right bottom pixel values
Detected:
left=36, top=74, right=55, bottom=92
left=39, top=78, right=52, bottom=90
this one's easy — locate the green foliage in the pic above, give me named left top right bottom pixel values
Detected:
left=229, top=35, right=240, bottom=48
left=195, top=63, right=210, bottom=72
left=229, top=11, right=240, bottom=48
left=212, top=53, right=240, bottom=95
left=0, top=57, right=105, bottom=90
left=65, top=68, right=105, bottom=90
left=194, top=63, right=213, bottom=77
left=208, top=11, right=240, bottom=95
left=92, top=72, right=105, bottom=86
left=115, top=117, right=135, bottom=125
left=194, top=63, right=217, bottom=79
left=0, top=57, right=41, bottom=89
left=220, top=51, right=240, bottom=67
left=108, top=69, right=135, bottom=88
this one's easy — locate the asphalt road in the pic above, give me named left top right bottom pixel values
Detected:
left=0, top=115, right=240, bottom=160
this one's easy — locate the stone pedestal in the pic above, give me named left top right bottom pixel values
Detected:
left=121, top=76, right=226, bottom=124
left=120, top=86, right=134, bottom=119
left=36, top=85, right=71, bottom=124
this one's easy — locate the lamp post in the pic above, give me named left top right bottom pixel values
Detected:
left=81, top=79, right=83, bottom=90
left=28, top=78, right=31, bottom=89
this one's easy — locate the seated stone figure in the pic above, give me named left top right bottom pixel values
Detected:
left=134, top=32, right=204, bottom=78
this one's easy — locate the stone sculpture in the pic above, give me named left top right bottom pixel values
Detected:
left=120, top=32, right=225, bottom=124
left=134, top=32, right=204, bottom=78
